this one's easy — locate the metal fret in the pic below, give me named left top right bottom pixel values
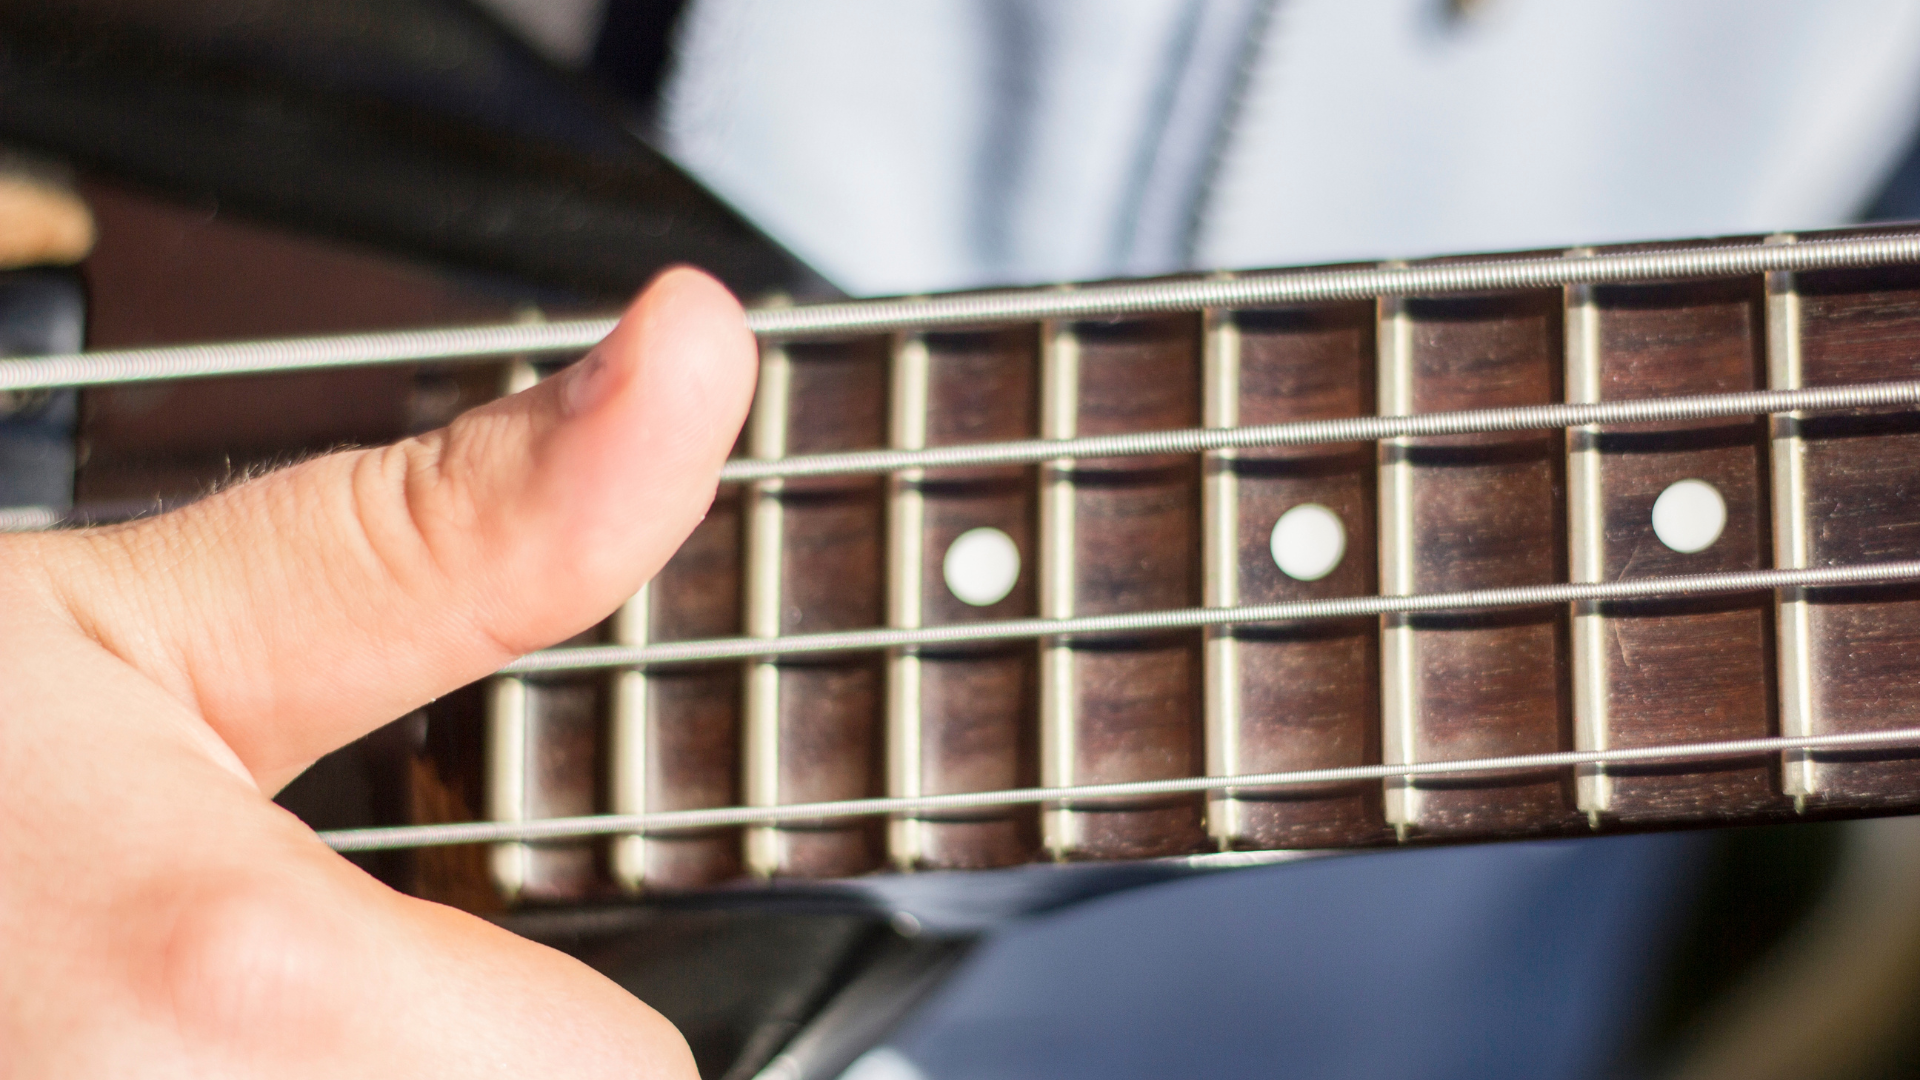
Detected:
left=885, top=333, right=931, bottom=868
left=1039, top=320, right=1081, bottom=858
left=1376, top=288, right=1418, bottom=840
left=484, top=675, right=531, bottom=899
left=484, top=356, right=541, bottom=899
left=1201, top=304, right=1243, bottom=847
left=1766, top=234, right=1815, bottom=807
left=608, top=585, right=650, bottom=892
left=742, top=342, right=791, bottom=876
left=1565, top=266, right=1611, bottom=823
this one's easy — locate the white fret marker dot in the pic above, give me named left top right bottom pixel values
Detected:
left=944, top=527, right=1021, bottom=606
left=1271, top=503, right=1346, bottom=581
left=1651, top=479, right=1725, bottom=554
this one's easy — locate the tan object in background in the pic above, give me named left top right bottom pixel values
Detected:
left=0, top=173, right=95, bottom=268
left=1664, top=815, right=1920, bottom=1080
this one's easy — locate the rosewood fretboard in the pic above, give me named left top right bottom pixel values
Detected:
left=49, top=221, right=1920, bottom=909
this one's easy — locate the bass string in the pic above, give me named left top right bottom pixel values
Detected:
left=713, top=378, right=1920, bottom=483
left=504, top=560, right=1920, bottom=672
left=17, top=379, right=1920, bottom=507
left=322, top=727, right=1920, bottom=852
left=5, top=230, right=1920, bottom=392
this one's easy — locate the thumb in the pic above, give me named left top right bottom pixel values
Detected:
left=39, top=267, right=757, bottom=789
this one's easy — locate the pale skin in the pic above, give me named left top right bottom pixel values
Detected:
left=0, top=267, right=759, bottom=1077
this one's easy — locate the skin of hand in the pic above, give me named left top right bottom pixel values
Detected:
left=0, top=268, right=757, bottom=1078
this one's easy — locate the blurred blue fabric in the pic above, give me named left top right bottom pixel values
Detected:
left=864, top=835, right=1701, bottom=1080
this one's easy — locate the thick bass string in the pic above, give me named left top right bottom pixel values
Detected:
left=7, top=230, right=1920, bottom=392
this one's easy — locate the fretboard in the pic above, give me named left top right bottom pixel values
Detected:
left=47, top=226, right=1920, bottom=906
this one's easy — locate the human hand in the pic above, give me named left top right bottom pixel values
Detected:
left=0, top=269, right=757, bottom=1077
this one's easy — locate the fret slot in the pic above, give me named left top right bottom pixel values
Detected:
left=741, top=342, right=787, bottom=876
left=746, top=336, right=891, bottom=877
left=1381, top=284, right=1579, bottom=838
left=1209, top=302, right=1386, bottom=849
left=1576, top=264, right=1784, bottom=824
left=1044, top=315, right=1207, bottom=859
left=1781, top=252, right=1920, bottom=807
left=889, top=328, right=1041, bottom=869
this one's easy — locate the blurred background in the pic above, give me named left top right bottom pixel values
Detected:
left=6, top=2, right=1920, bottom=1078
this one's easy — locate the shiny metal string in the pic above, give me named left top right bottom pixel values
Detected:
left=753, top=231, right=1920, bottom=338
left=0, top=506, right=61, bottom=532
left=502, top=560, right=1920, bottom=674
left=321, top=727, right=1920, bottom=852
left=5, top=379, right=1907, bottom=508
left=717, top=377, right=1920, bottom=483
left=6, top=231, right=1920, bottom=392
left=0, top=318, right=618, bottom=392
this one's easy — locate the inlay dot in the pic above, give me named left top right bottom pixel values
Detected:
left=1651, top=479, right=1726, bottom=554
left=944, top=527, right=1021, bottom=606
left=1270, top=503, right=1346, bottom=582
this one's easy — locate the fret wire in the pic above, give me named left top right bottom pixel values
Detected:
left=483, top=356, right=542, bottom=901
left=608, top=583, right=650, bottom=893
left=1201, top=302, right=1243, bottom=845
left=15, top=231, right=1920, bottom=392
left=1564, top=263, right=1611, bottom=821
left=741, top=341, right=791, bottom=878
left=884, top=332, right=931, bottom=867
left=1038, top=319, right=1082, bottom=857
left=1376, top=286, right=1419, bottom=837
left=1766, top=234, right=1818, bottom=804
left=320, top=726, right=1920, bottom=852
left=483, top=675, right=532, bottom=899
left=716, top=378, right=1920, bottom=484
left=502, top=560, right=1920, bottom=673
